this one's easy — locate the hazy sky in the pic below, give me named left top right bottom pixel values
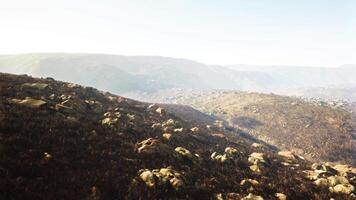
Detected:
left=1, top=0, right=355, bottom=66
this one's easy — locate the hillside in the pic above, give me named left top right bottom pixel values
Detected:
left=2, top=54, right=356, bottom=96
left=0, top=53, right=278, bottom=94
left=133, top=90, right=356, bottom=166
left=1, top=73, right=355, bottom=199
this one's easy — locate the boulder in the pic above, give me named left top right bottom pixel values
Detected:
left=248, top=153, right=265, bottom=165
left=162, top=133, right=172, bottom=141
left=251, top=143, right=263, bottom=148
left=278, top=151, right=296, bottom=160
left=249, top=165, right=261, bottom=174
left=314, top=178, right=329, bottom=187
left=241, top=193, right=264, bottom=200
left=240, top=179, right=259, bottom=186
left=151, top=123, right=162, bottom=129
left=190, top=127, right=199, bottom=133
left=9, top=97, right=47, bottom=108
left=329, top=184, right=354, bottom=194
left=225, top=147, right=238, bottom=156
left=138, top=167, right=185, bottom=190
left=211, top=152, right=228, bottom=163
left=136, top=138, right=167, bottom=154
left=22, top=82, right=48, bottom=90
left=327, top=176, right=349, bottom=186
left=155, top=107, right=166, bottom=115
left=275, top=193, right=287, bottom=200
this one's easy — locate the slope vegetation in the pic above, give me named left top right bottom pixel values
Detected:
left=1, top=73, right=355, bottom=199
left=158, top=90, right=356, bottom=166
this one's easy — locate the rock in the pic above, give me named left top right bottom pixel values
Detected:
left=275, top=193, right=287, bottom=200
left=175, top=147, right=196, bottom=160
left=43, top=152, right=52, bottom=161
left=304, top=170, right=322, bottom=180
left=249, top=165, right=261, bottom=173
left=314, top=178, right=329, bottom=187
left=248, top=153, right=265, bottom=164
left=241, top=193, right=264, bottom=200
left=22, top=82, right=48, bottom=90
left=278, top=151, right=296, bottom=160
left=327, top=176, right=349, bottom=186
left=251, top=143, right=263, bottom=148
left=162, top=133, right=172, bottom=140
left=85, top=100, right=104, bottom=113
left=139, top=170, right=156, bottom=187
left=210, top=152, right=228, bottom=163
left=101, top=117, right=119, bottom=127
left=9, top=97, right=47, bottom=108
left=159, top=168, right=184, bottom=190
left=332, top=164, right=356, bottom=175
left=146, top=104, right=158, bottom=112
left=174, top=128, right=183, bottom=132
left=240, top=179, right=259, bottom=186
left=136, top=138, right=167, bottom=154
left=155, top=107, right=166, bottom=115
left=138, top=168, right=185, bottom=190
left=163, top=119, right=175, bottom=127
left=329, top=184, right=354, bottom=194
left=126, top=113, right=135, bottom=121
left=190, top=127, right=199, bottom=133
left=151, top=123, right=162, bottom=129
left=211, top=152, right=228, bottom=163
left=225, top=147, right=238, bottom=156
left=67, top=83, right=79, bottom=88
left=311, top=163, right=337, bottom=175
left=215, top=193, right=241, bottom=200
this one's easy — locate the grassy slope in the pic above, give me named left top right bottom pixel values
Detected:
left=1, top=73, right=354, bottom=199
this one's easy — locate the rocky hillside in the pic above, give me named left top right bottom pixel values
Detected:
left=0, top=73, right=355, bottom=199
left=134, top=90, right=356, bottom=167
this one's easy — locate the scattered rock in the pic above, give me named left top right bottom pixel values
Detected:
left=251, top=143, right=263, bottom=148
left=174, top=128, right=183, bottom=132
left=314, top=178, right=329, bottom=187
left=225, top=147, right=238, bottom=156
left=22, top=82, right=48, bottom=90
left=241, top=193, right=264, bottom=200
left=9, top=97, right=47, bottom=108
left=151, top=123, right=162, bottom=129
left=249, top=165, right=261, bottom=174
left=240, top=179, right=259, bottom=186
left=329, top=184, right=354, bottom=194
left=190, top=127, right=199, bottom=133
left=138, top=167, right=185, bottom=190
left=155, top=107, right=166, bottom=115
left=211, top=152, right=228, bottom=163
left=162, top=133, right=172, bottom=140
left=275, top=193, right=287, bottom=200
left=136, top=138, right=167, bottom=154
left=43, top=152, right=52, bottom=161
left=248, top=153, right=265, bottom=165
left=278, top=151, right=296, bottom=160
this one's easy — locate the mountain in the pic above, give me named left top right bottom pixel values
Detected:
left=1, top=73, right=355, bottom=199
left=286, top=86, right=356, bottom=103
left=131, top=89, right=356, bottom=166
left=0, top=53, right=276, bottom=94
left=2, top=54, right=356, bottom=96
left=226, top=64, right=356, bottom=91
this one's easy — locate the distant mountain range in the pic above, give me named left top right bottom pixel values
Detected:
left=1, top=53, right=356, bottom=97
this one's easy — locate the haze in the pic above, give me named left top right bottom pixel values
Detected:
left=1, top=0, right=355, bottom=66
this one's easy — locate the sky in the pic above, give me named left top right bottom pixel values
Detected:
left=0, top=0, right=355, bottom=66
